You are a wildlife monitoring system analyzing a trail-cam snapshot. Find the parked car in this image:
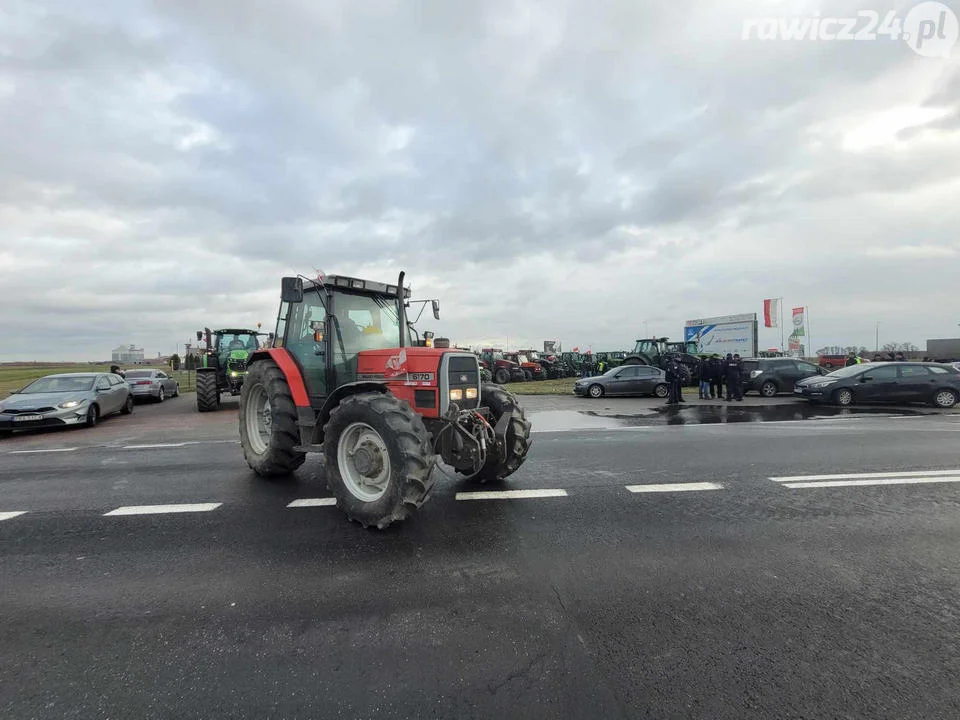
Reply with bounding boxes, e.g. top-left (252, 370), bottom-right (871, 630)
top-left (794, 362), bottom-right (960, 408)
top-left (818, 354), bottom-right (849, 369)
top-left (125, 369), bottom-right (180, 402)
top-left (574, 364), bottom-right (669, 399)
top-left (741, 357), bottom-right (824, 397)
top-left (0, 373), bottom-right (133, 435)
